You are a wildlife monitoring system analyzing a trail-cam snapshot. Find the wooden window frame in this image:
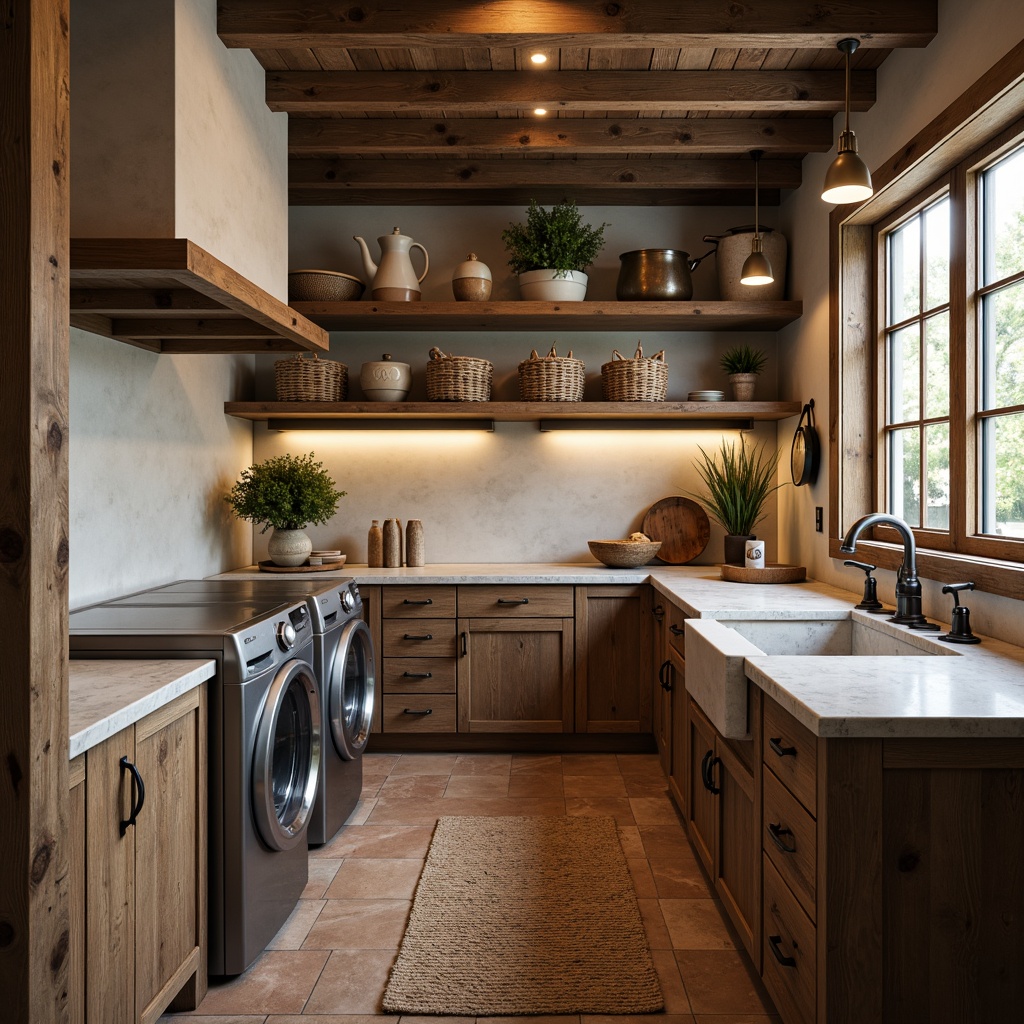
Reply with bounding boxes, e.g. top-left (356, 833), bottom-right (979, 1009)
top-left (830, 38), bottom-right (1024, 601)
